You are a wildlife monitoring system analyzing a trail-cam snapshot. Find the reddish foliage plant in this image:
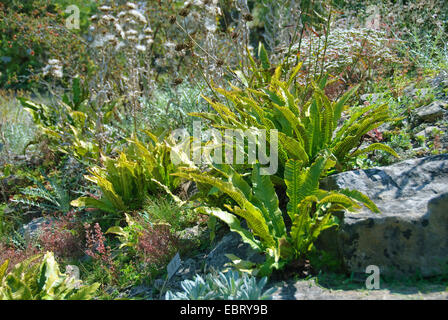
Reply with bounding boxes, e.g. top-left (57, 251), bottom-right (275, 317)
top-left (84, 222), bottom-right (115, 274)
top-left (38, 211), bottom-right (84, 259)
top-left (137, 224), bottom-right (179, 269)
